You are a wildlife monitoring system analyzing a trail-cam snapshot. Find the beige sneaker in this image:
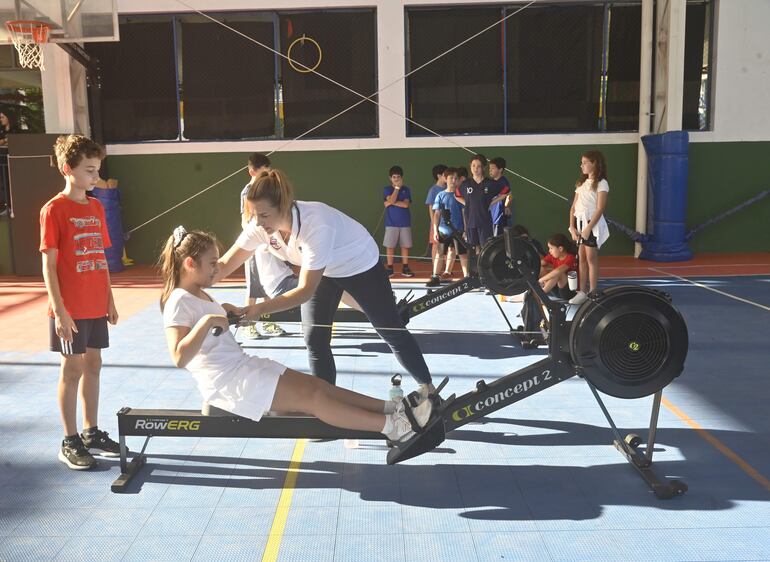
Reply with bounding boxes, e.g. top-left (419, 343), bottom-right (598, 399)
top-left (243, 323), bottom-right (267, 340)
top-left (259, 321), bottom-right (287, 336)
